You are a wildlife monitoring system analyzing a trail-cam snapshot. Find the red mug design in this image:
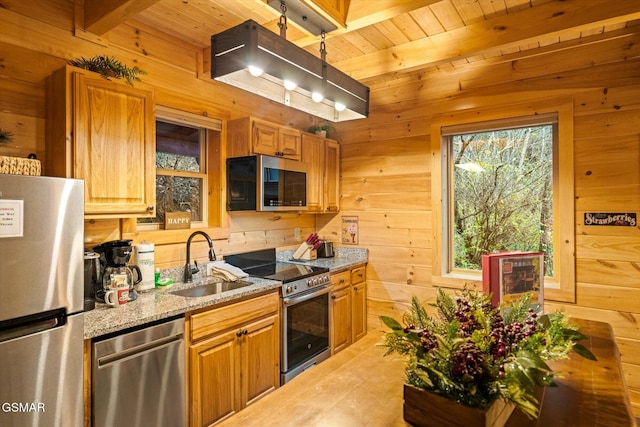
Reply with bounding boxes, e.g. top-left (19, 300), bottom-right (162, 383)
top-left (105, 287), bottom-right (129, 307)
